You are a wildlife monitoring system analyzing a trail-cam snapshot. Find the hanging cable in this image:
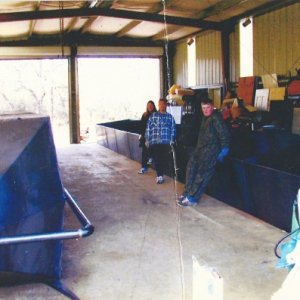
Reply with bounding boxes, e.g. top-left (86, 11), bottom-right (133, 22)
top-left (170, 143), bottom-right (186, 300)
top-left (161, 2), bottom-right (185, 298)
top-left (274, 199), bottom-right (300, 258)
top-left (161, 0), bottom-right (172, 91)
top-left (274, 227), bottom-right (300, 259)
